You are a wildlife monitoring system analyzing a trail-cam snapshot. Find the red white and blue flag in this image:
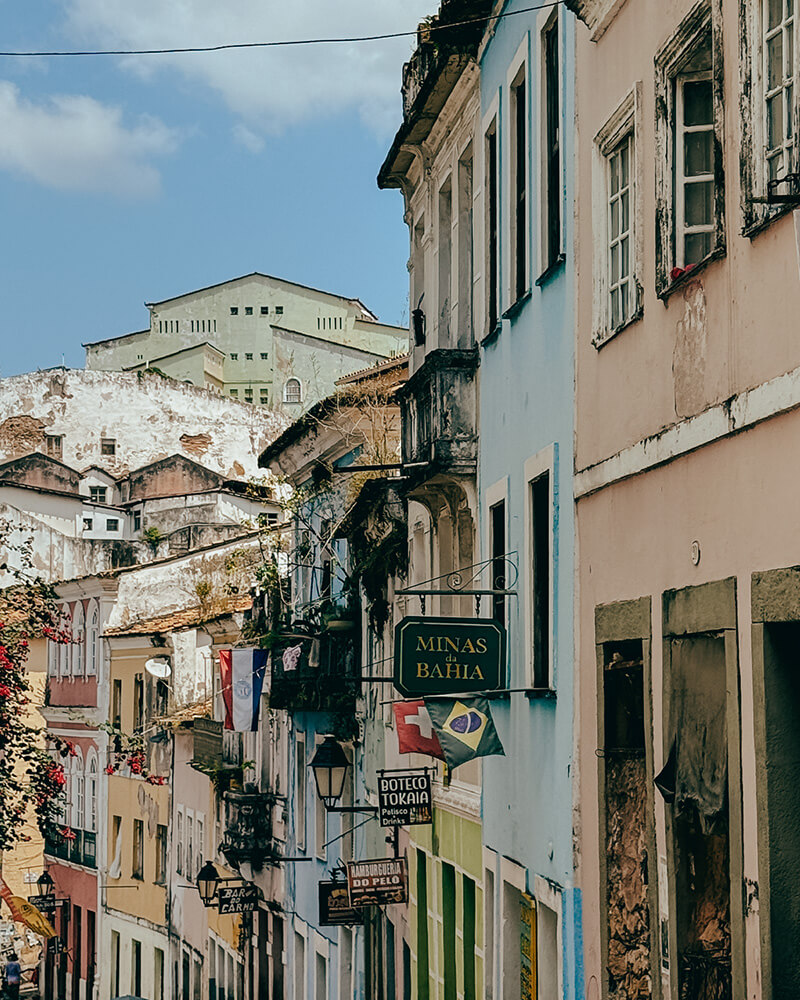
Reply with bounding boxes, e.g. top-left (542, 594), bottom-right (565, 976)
top-left (219, 649), bottom-right (268, 732)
